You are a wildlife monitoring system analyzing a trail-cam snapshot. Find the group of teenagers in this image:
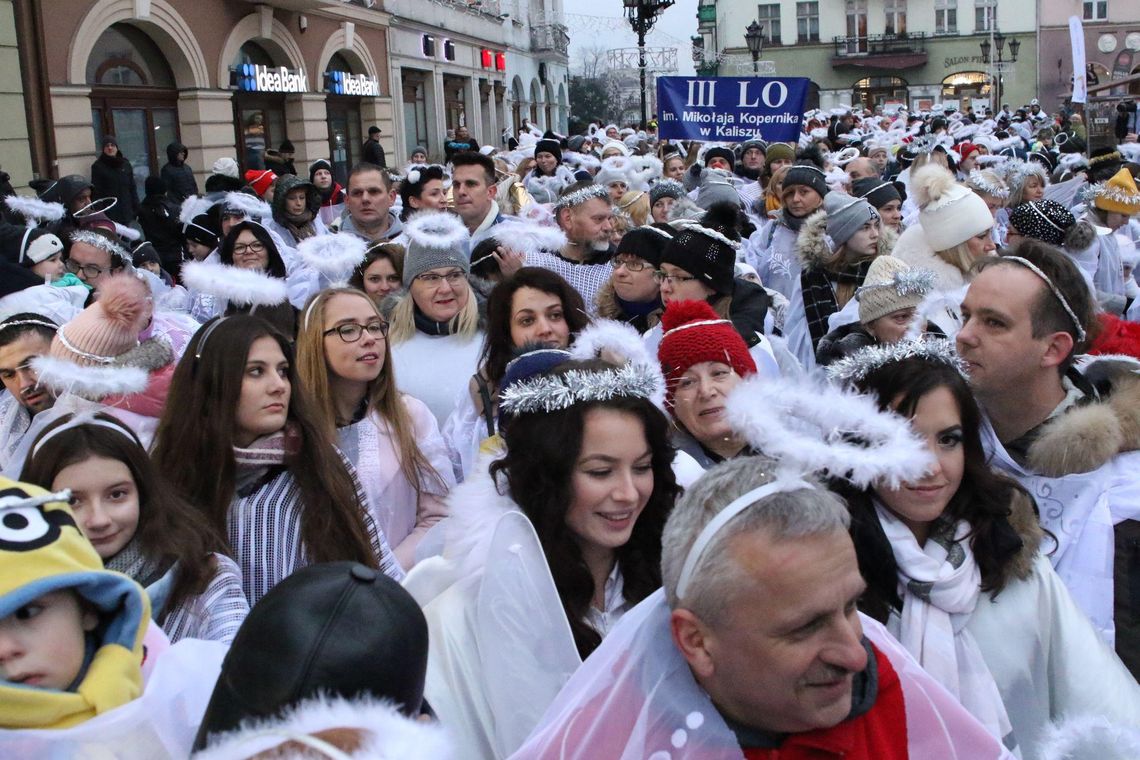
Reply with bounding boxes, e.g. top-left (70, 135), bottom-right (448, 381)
top-left (0, 97), bottom-right (1138, 758)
